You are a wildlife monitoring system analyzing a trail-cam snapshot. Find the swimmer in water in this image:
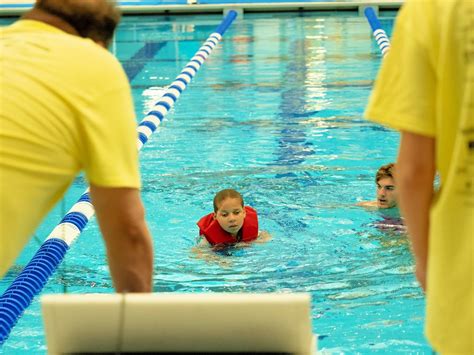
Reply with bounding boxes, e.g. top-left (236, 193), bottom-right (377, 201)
top-left (196, 189), bottom-right (271, 248)
top-left (357, 163), bottom-right (398, 209)
top-left (358, 163), bottom-right (406, 232)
